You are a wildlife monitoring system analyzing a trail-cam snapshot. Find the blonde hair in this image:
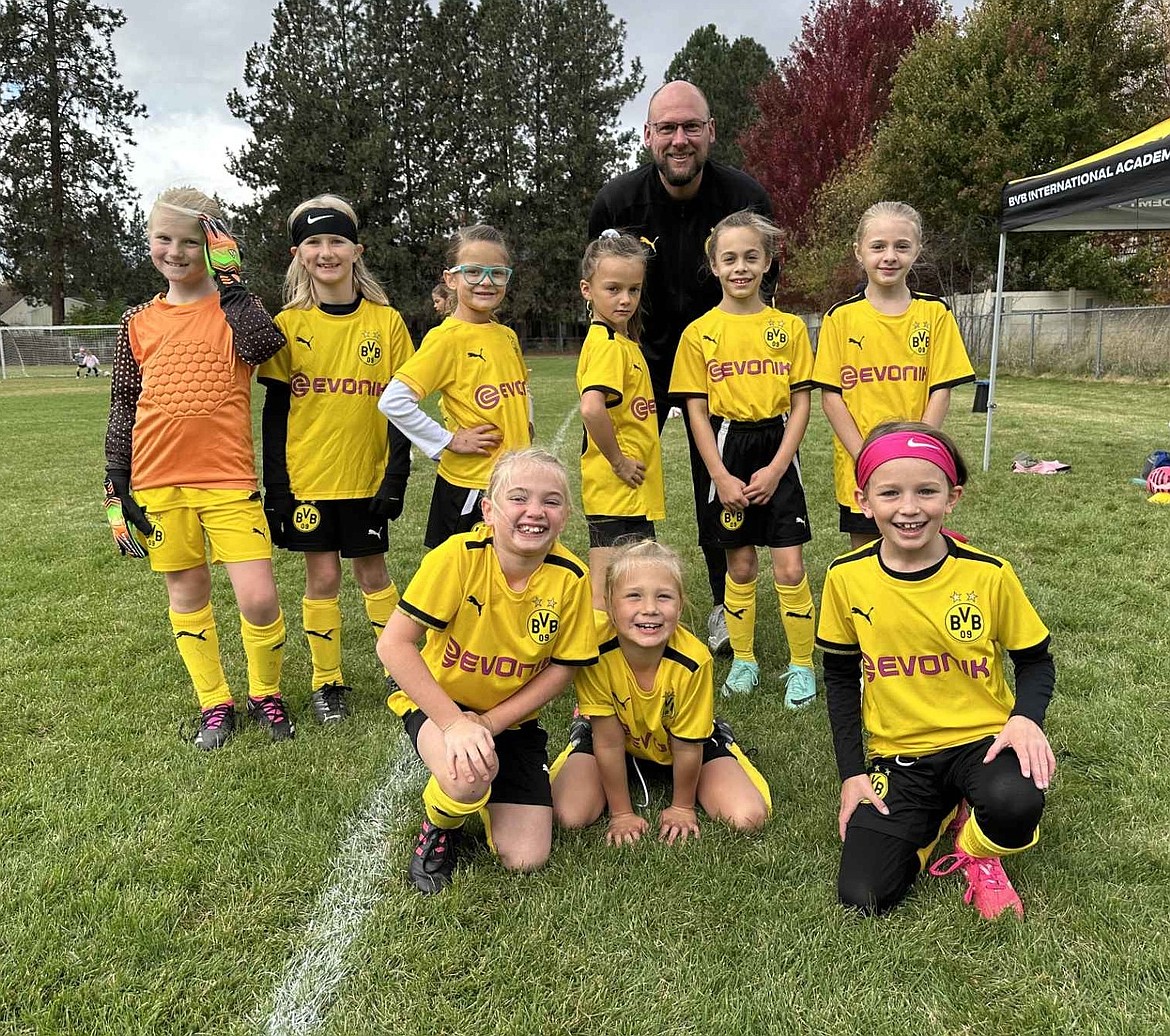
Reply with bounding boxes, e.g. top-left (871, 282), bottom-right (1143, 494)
top-left (445, 223), bottom-right (511, 268)
top-left (432, 281), bottom-right (454, 317)
top-left (854, 201), bottom-right (924, 248)
top-left (705, 209), bottom-right (783, 268)
top-left (149, 186), bottom-right (223, 231)
top-left (580, 231), bottom-right (648, 342)
top-left (604, 539), bottom-right (684, 611)
top-left (485, 448), bottom-right (570, 511)
top-left (283, 194), bottom-right (390, 309)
